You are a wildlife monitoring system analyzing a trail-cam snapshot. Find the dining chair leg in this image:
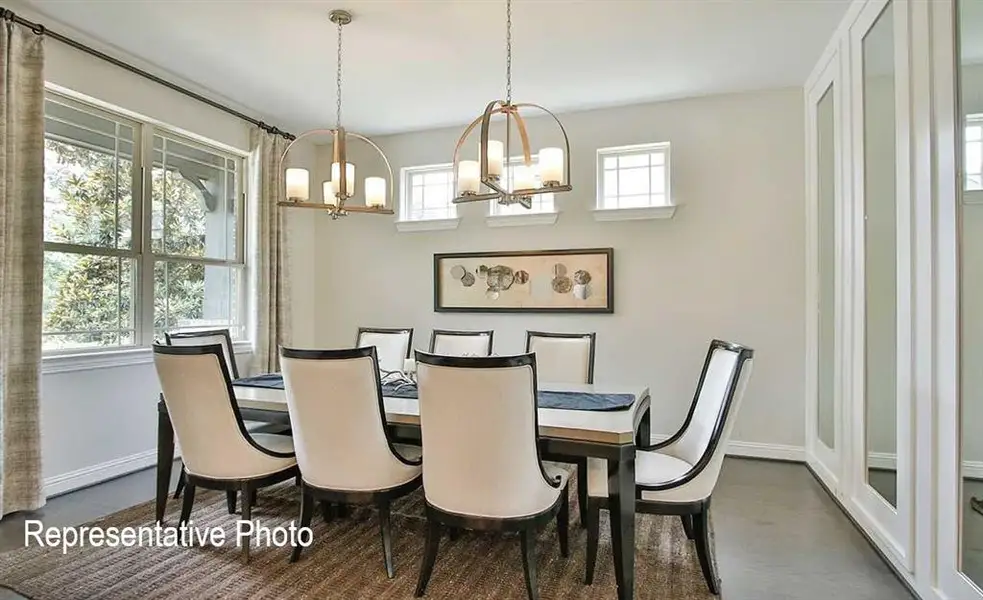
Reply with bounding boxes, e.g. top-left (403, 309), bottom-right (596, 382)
top-left (337, 503), bottom-right (349, 518)
top-left (448, 527), bottom-right (461, 541)
top-left (681, 514), bottom-right (695, 540)
top-left (585, 499), bottom-right (599, 585)
top-left (241, 483), bottom-right (253, 563)
top-left (694, 505), bottom-right (720, 595)
top-left (320, 501), bottom-right (335, 523)
top-left (178, 483), bottom-right (196, 527)
top-left (577, 458), bottom-right (588, 528)
top-left (415, 518), bottom-right (441, 597)
top-left (378, 499), bottom-right (395, 578)
top-left (557, 488), bottom-right (569, 558)
top-left (290, 489), bottom-right (314, 563)
top-left (519, 529), bottom-right (540, 600)
top-left (249, 488), bottom-right (258, 507)
top-left (226, 491), bottom-right (237, 515)
top-left (173, 464), bottom-right (186, 499)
